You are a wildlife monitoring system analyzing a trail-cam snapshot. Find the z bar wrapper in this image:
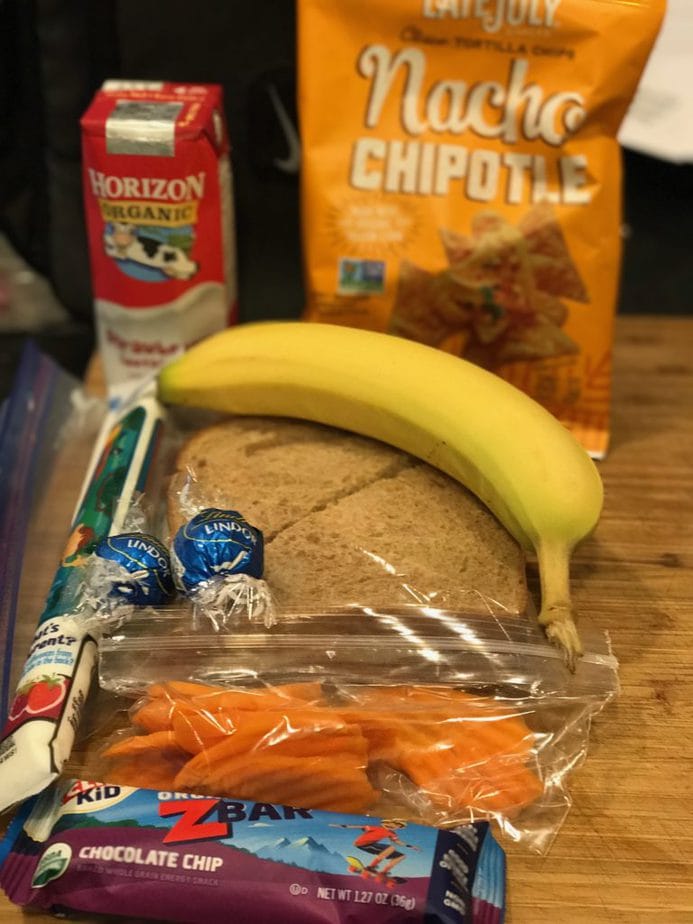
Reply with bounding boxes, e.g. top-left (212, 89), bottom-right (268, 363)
top-left (0, 779), bottom-right (506, 923)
